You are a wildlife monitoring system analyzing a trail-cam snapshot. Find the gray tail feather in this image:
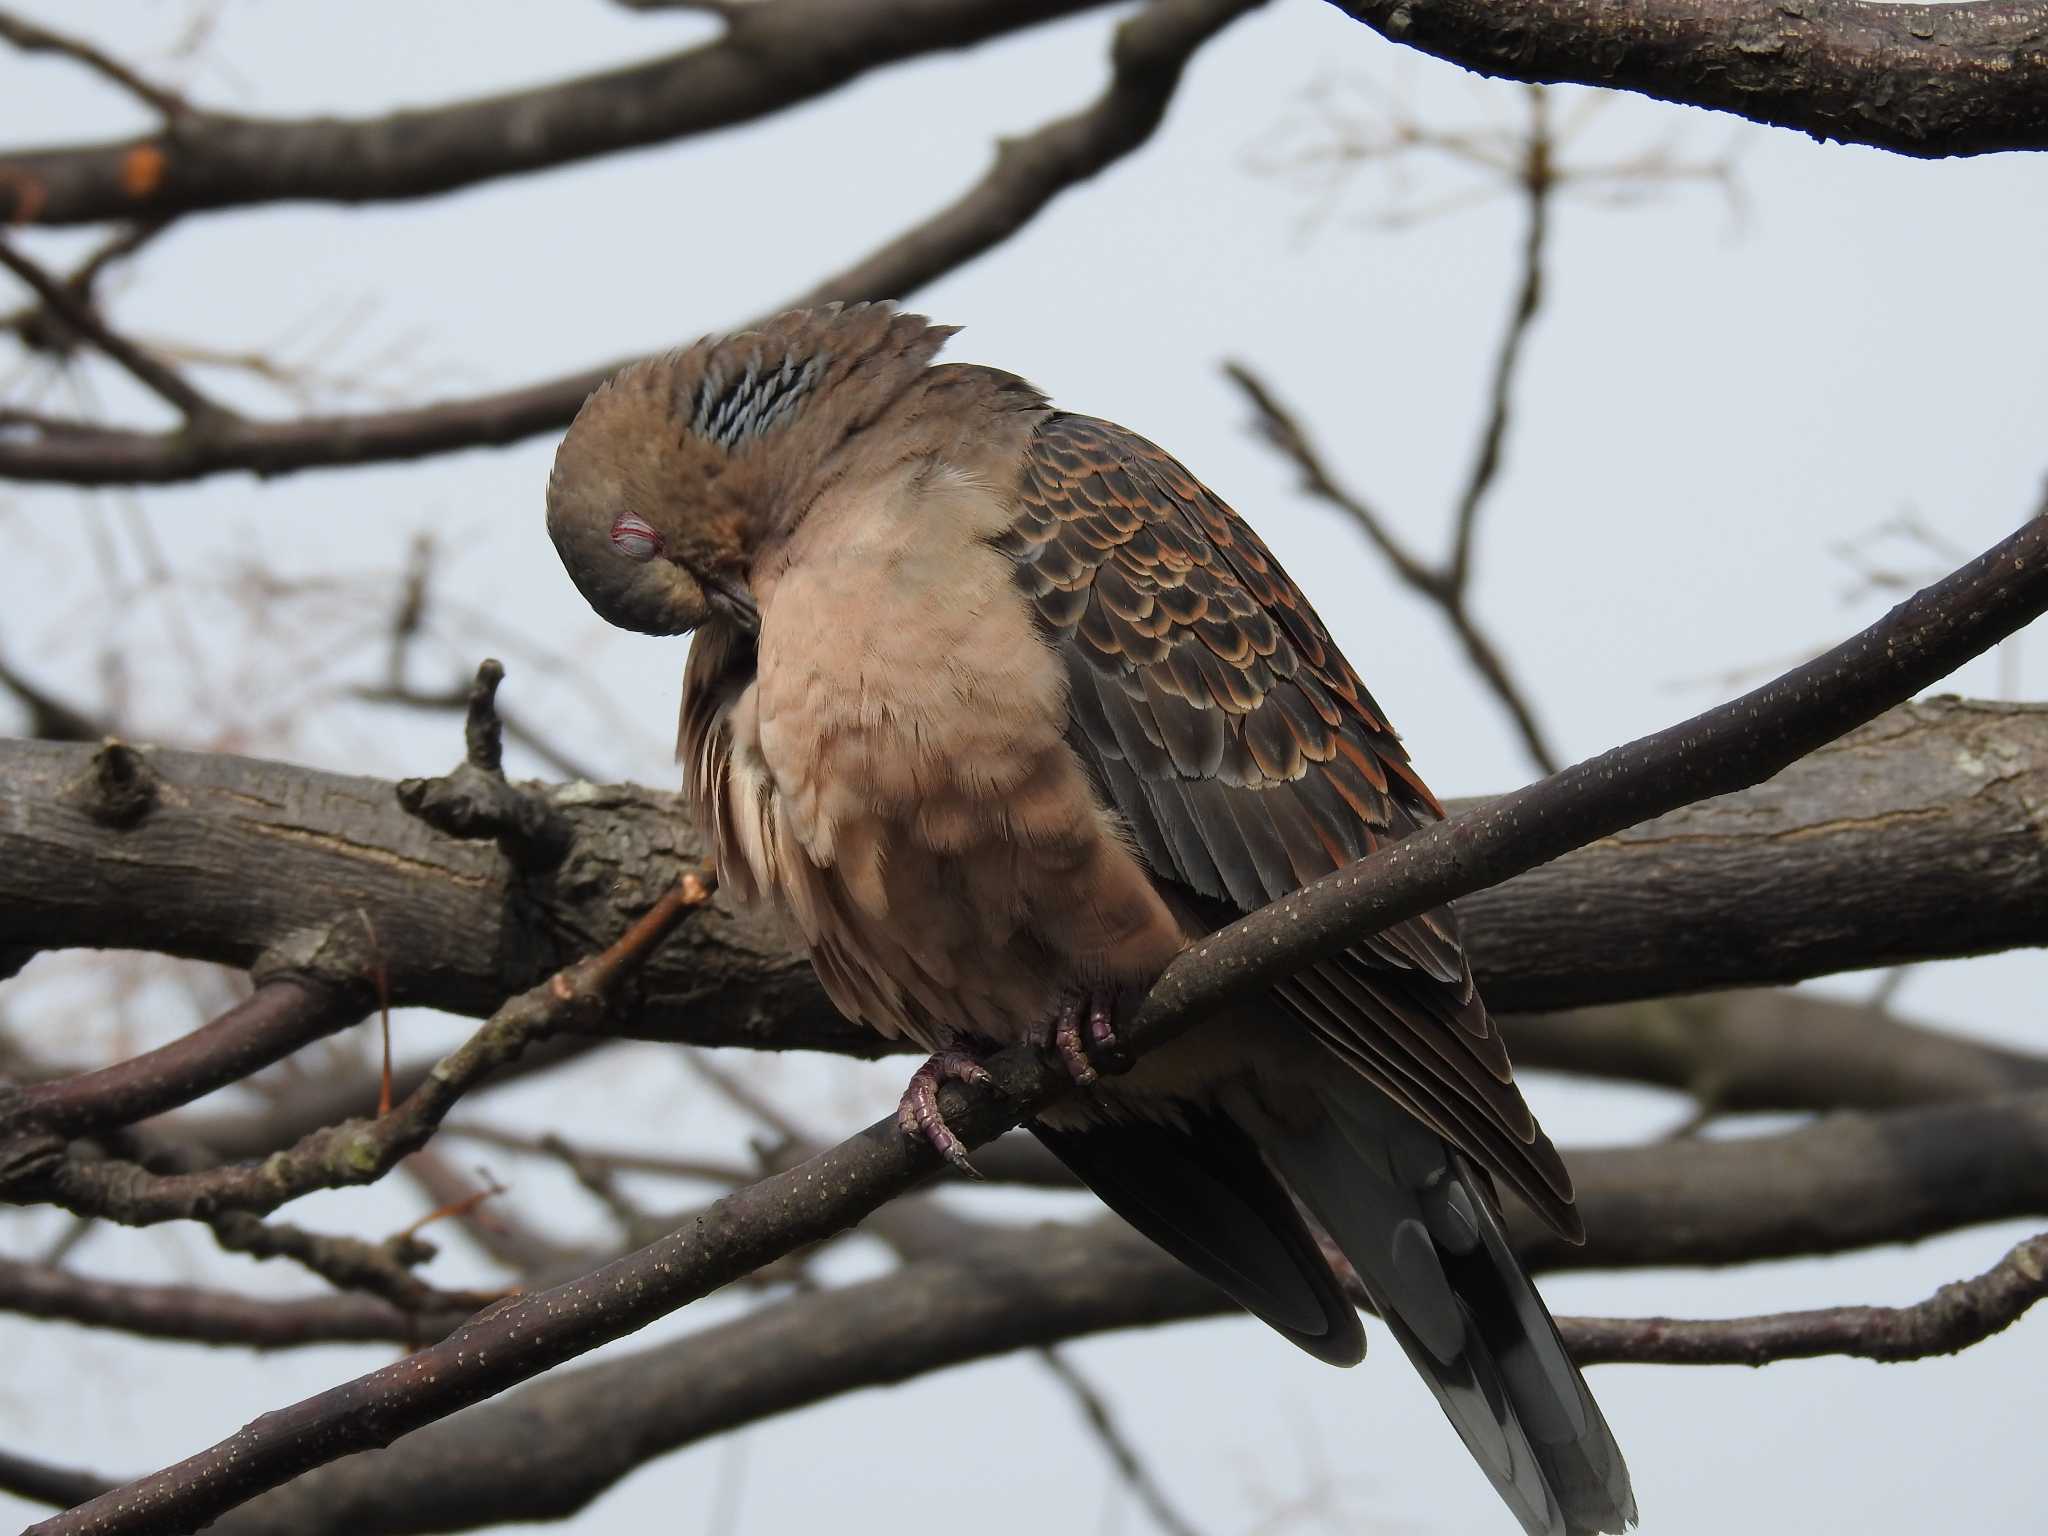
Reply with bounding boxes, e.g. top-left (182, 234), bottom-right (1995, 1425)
top-left (1254, 1082), bottom-right (1637, 1536)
